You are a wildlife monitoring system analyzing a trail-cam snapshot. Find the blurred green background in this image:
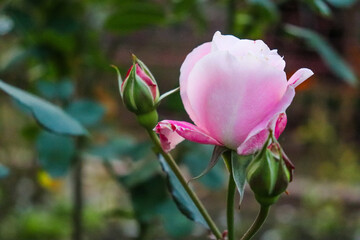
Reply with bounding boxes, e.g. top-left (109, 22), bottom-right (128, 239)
top-left (0, 0), bottom-right (360, 239)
